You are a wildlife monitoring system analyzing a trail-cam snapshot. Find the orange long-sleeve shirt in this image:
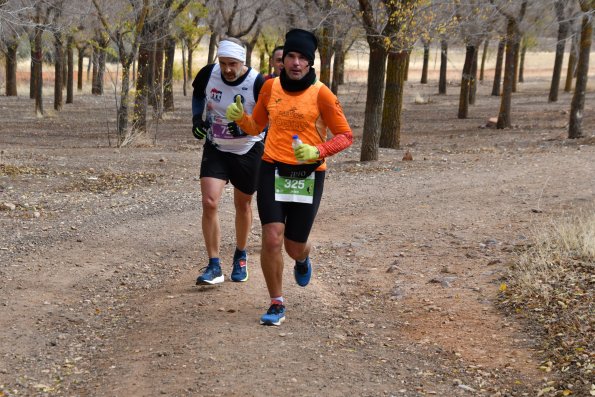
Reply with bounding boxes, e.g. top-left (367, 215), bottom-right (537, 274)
top-left (236, 78), bottom-right (352, 170)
